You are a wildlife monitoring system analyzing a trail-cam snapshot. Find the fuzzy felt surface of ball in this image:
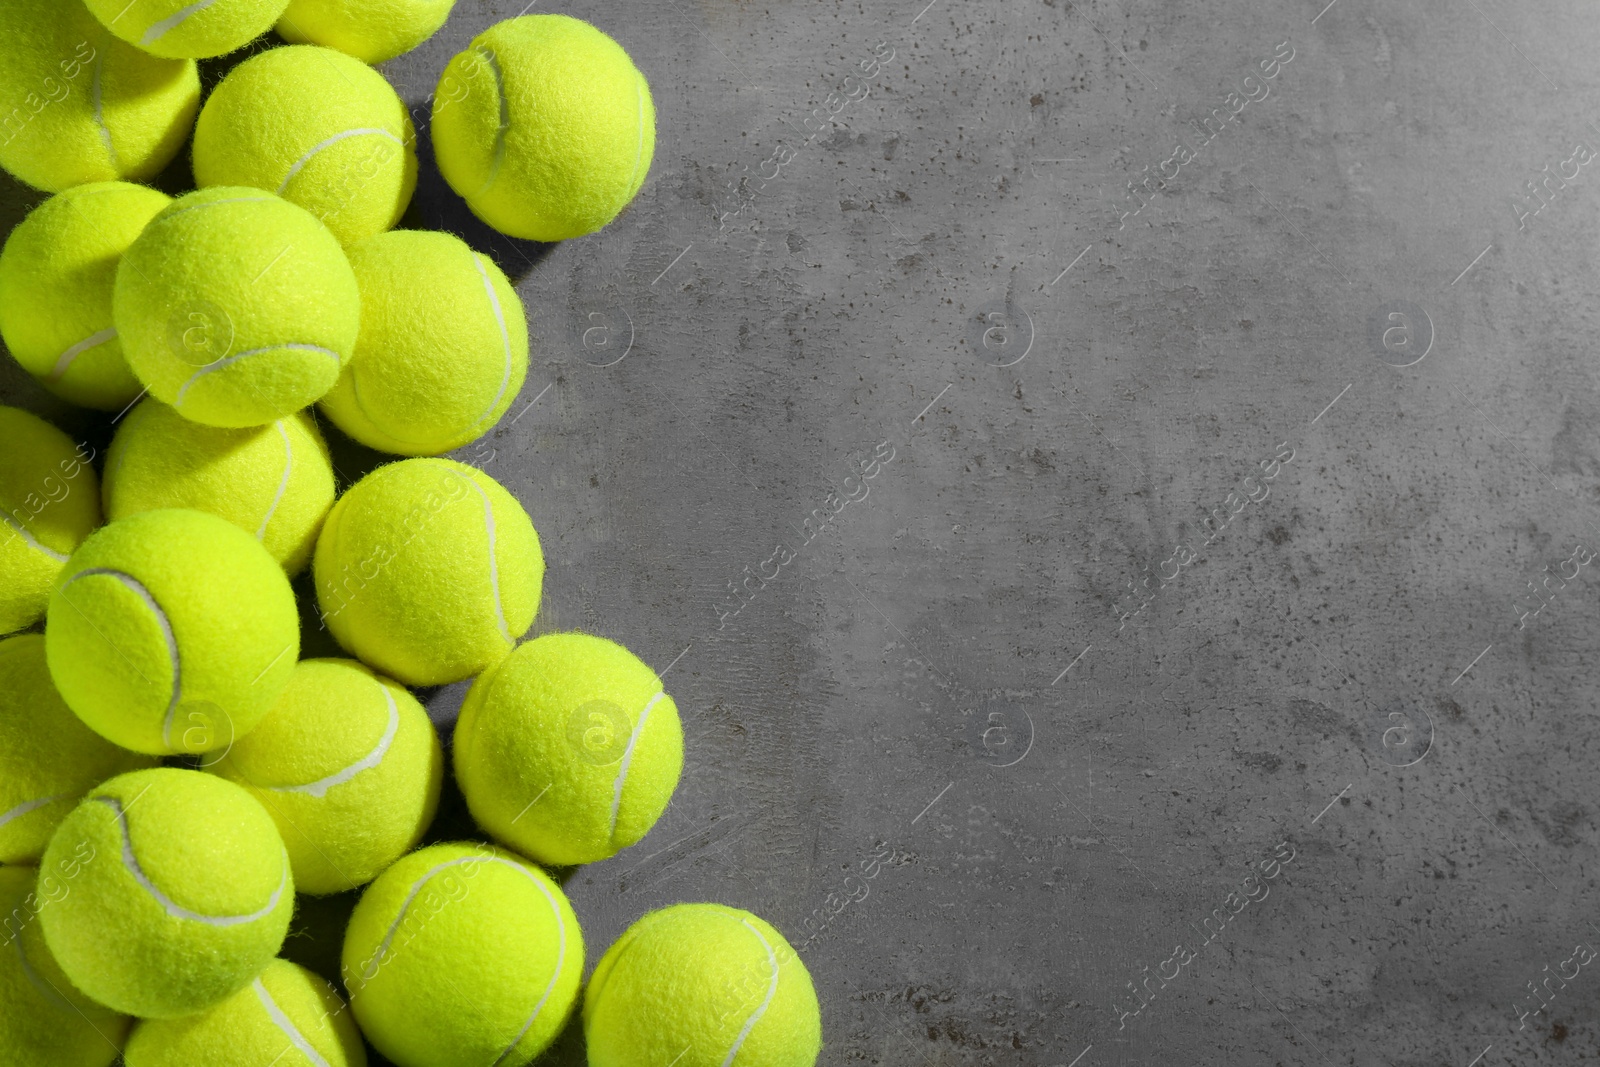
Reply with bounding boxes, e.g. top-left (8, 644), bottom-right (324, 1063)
top-left (38, 767), bottom-right (295, 1019)
top-left (277, 0), bottom-right (456, 63)
top-left (584, 903), bottom-right (822, 1067)
top-left (431, 15), bottom-right (655, 241)
top-left (0, 406), bottom-right (100, 636)
top-left (313, 459), bottom-right (543, 686)
top-left (0, 182), bottom-right (171, 409)
top-left (0, 0), bottom-right (199, 191)
top-left (123, 957), bottom-right (366, 1067)
top-left (454, 632), bottom-right (682, 867)
top-left (0, 634), bottom-right (154, 864)
top-left (318, 229), bottom-right (528, 455)
top-left (113, 186), bottom-right (360, 428)
top-left (192, 45), bottom-right (416, 245)
top-left (0, 865), bottom-right (132, 1067)
top-left (207, 657), bottom-right (443, 895)
top-left (104, 399), bottom-right (335, 574)
top-left (83, 0), bottom-right (290, 59)
top-left (342, 841), bottom-right (583, 1067)
top-left (44, 508), bottom-right (299, 756)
